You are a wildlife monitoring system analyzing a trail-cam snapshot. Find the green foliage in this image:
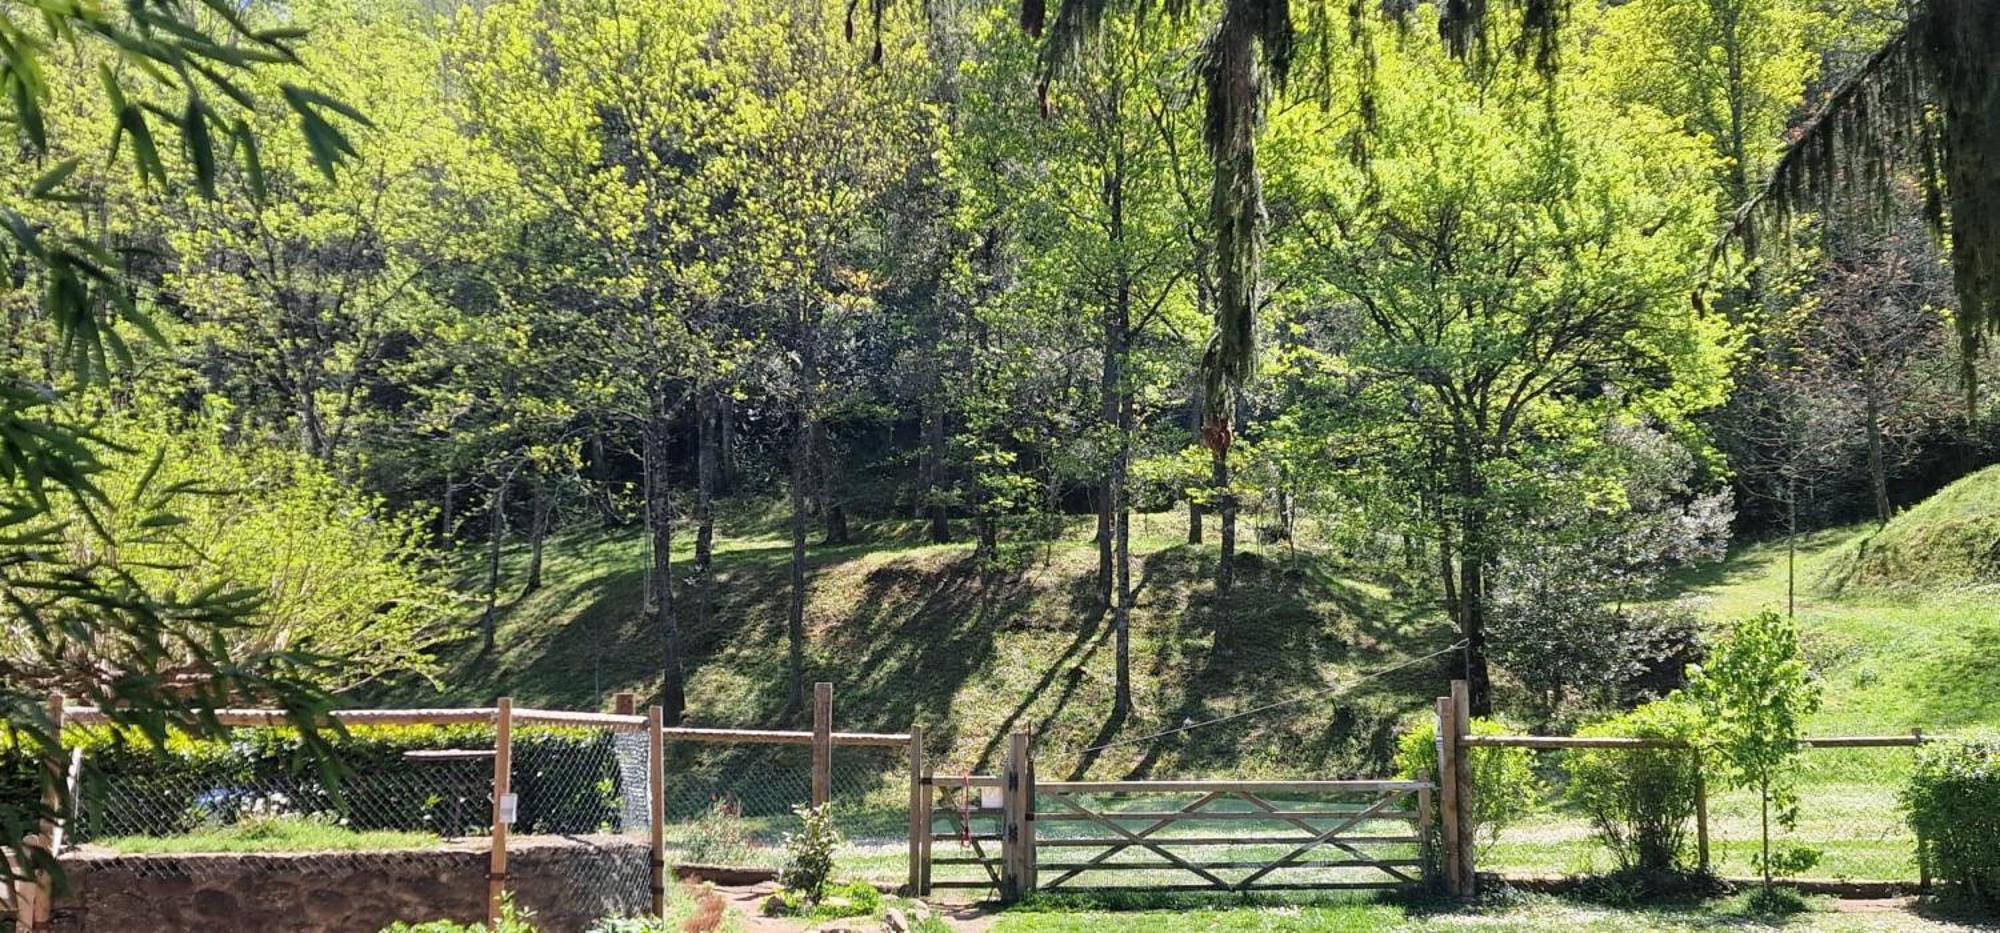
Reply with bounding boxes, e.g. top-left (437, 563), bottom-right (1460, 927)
top-left (776, 802), bottom-right (843, 904)
top-left (685, 796), bottom-right (753, 865)
top-left (1397, 716), bottom-right (1540, 852)
top-left (381, 894), bottom-right (536, 932)
top-left (28, 406), bottom-right (451, 688)
top-left (762, 879), bottom-right (879, 920)
top-left (1564, 698), bottom-right (1707, 874)
top-left (1689, 610), bottom-right (1824, 884)
top-left (1903, 734), bottom-right (2000, 901)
